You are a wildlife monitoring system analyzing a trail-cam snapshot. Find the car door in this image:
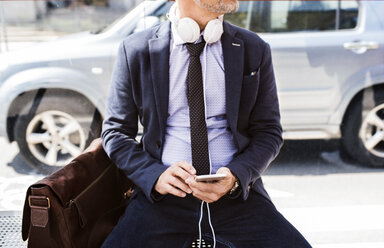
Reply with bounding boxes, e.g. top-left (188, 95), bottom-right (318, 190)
top-left (226, 0), bottom-right (381, 139)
